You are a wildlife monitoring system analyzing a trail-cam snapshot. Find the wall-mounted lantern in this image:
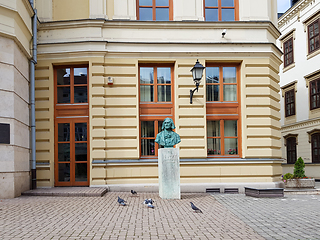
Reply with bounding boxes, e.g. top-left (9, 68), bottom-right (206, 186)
top-left (190, 59), bottom-right (205, 104)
